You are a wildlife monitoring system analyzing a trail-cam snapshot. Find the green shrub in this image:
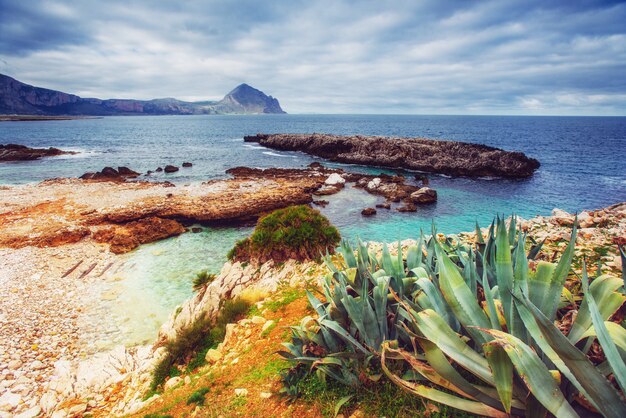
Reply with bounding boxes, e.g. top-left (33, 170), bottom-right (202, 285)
top-left (193, 270), bottom-right (216, 291)
top-left (228, 205), bottom-right (340, 264)
top-left (187, 387), bottom-right (211, 406)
